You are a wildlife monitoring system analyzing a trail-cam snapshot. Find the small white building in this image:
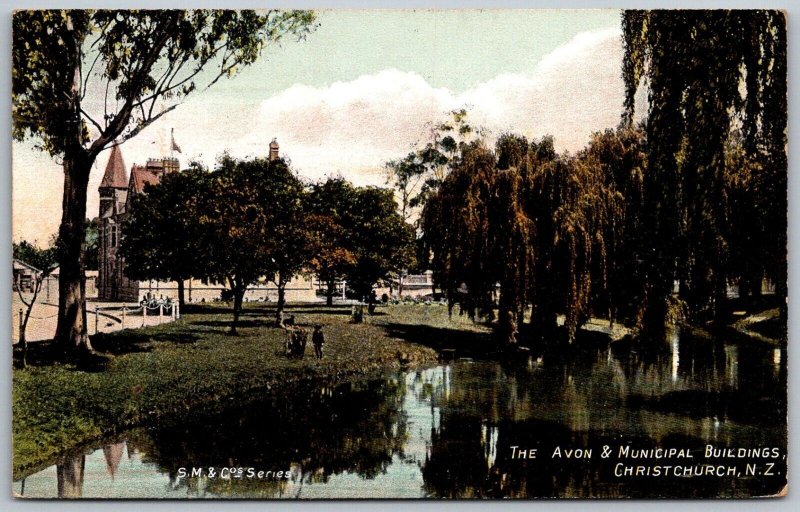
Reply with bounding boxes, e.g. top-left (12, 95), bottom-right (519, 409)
top-left (12, 259), bottom-right (41, 293)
